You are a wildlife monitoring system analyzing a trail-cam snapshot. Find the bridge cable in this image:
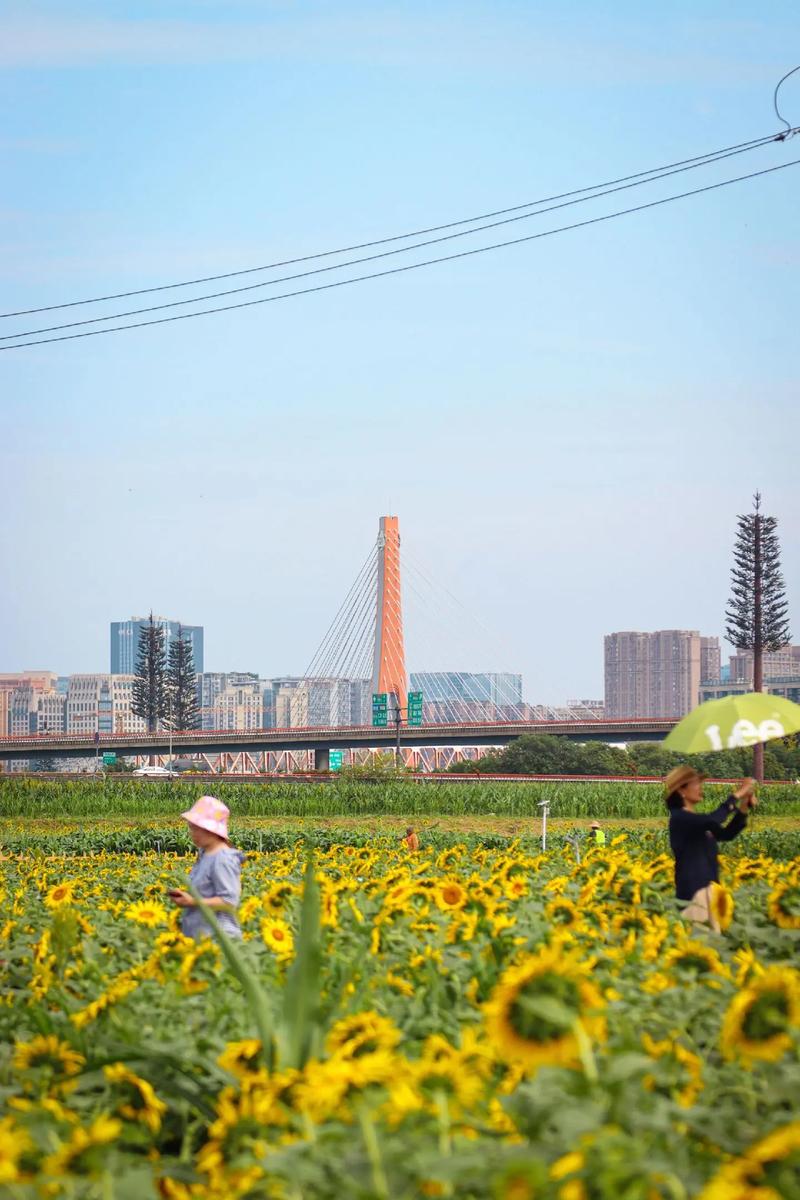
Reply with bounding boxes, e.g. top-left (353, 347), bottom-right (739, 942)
top-left (403, 552), bottom-right (529, 718)
top-left (402, 554), bottom-right (529, 722)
